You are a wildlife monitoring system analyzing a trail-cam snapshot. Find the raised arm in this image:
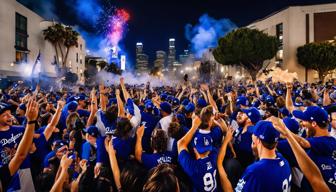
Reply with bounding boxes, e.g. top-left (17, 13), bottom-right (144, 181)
top-left (116, 89), bottom-right (125, 117)
top-left (323, 88), bottom-right (331, 106)
top-left (177, 116), bottom-right (201, 153)
top-left (86, 88), bottom-right (98, 127)
top-left (217, 128), bottom-right (234, 192)
top-left (50, 154), bottom-right (73, 192)
top-left (135, 125), bottom-right (145, 162)
top-left (99, 82), bottom-right (108, 112)
top-left (285, 83), bottom-right (295, 113)
top-left (105, 138), bottom-right (122, 190)
top-left (120, 77), bottom-right (130, 101)
top-left (44, 100), bottom-right (65, 140)
top-left (270, 117), bottom-right (330, 192)
top-left (9, 98), bottom-right (39, 176)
